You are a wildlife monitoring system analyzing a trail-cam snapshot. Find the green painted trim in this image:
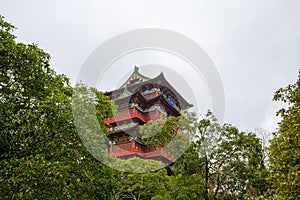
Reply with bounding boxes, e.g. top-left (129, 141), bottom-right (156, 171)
top-left (133, 66), bottom-right (151, 80)
top-left (123, 87), bottom-right (132, 95)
